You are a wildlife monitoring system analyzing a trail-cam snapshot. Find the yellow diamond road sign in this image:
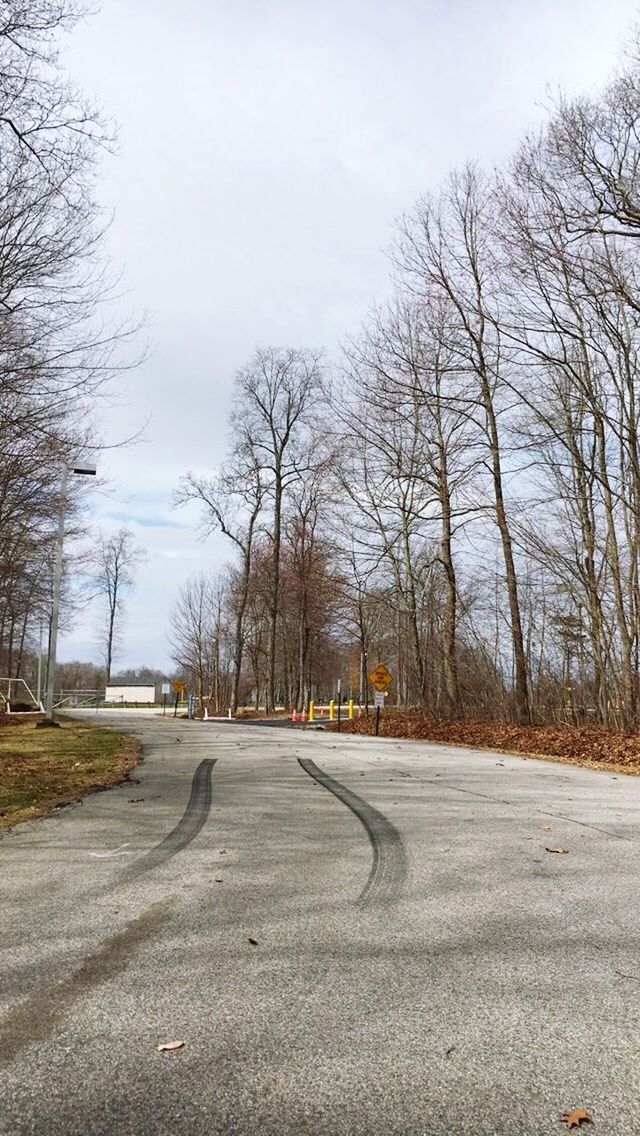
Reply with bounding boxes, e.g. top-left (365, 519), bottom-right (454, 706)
top-left (369, 664), bottom-right (393, 691)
